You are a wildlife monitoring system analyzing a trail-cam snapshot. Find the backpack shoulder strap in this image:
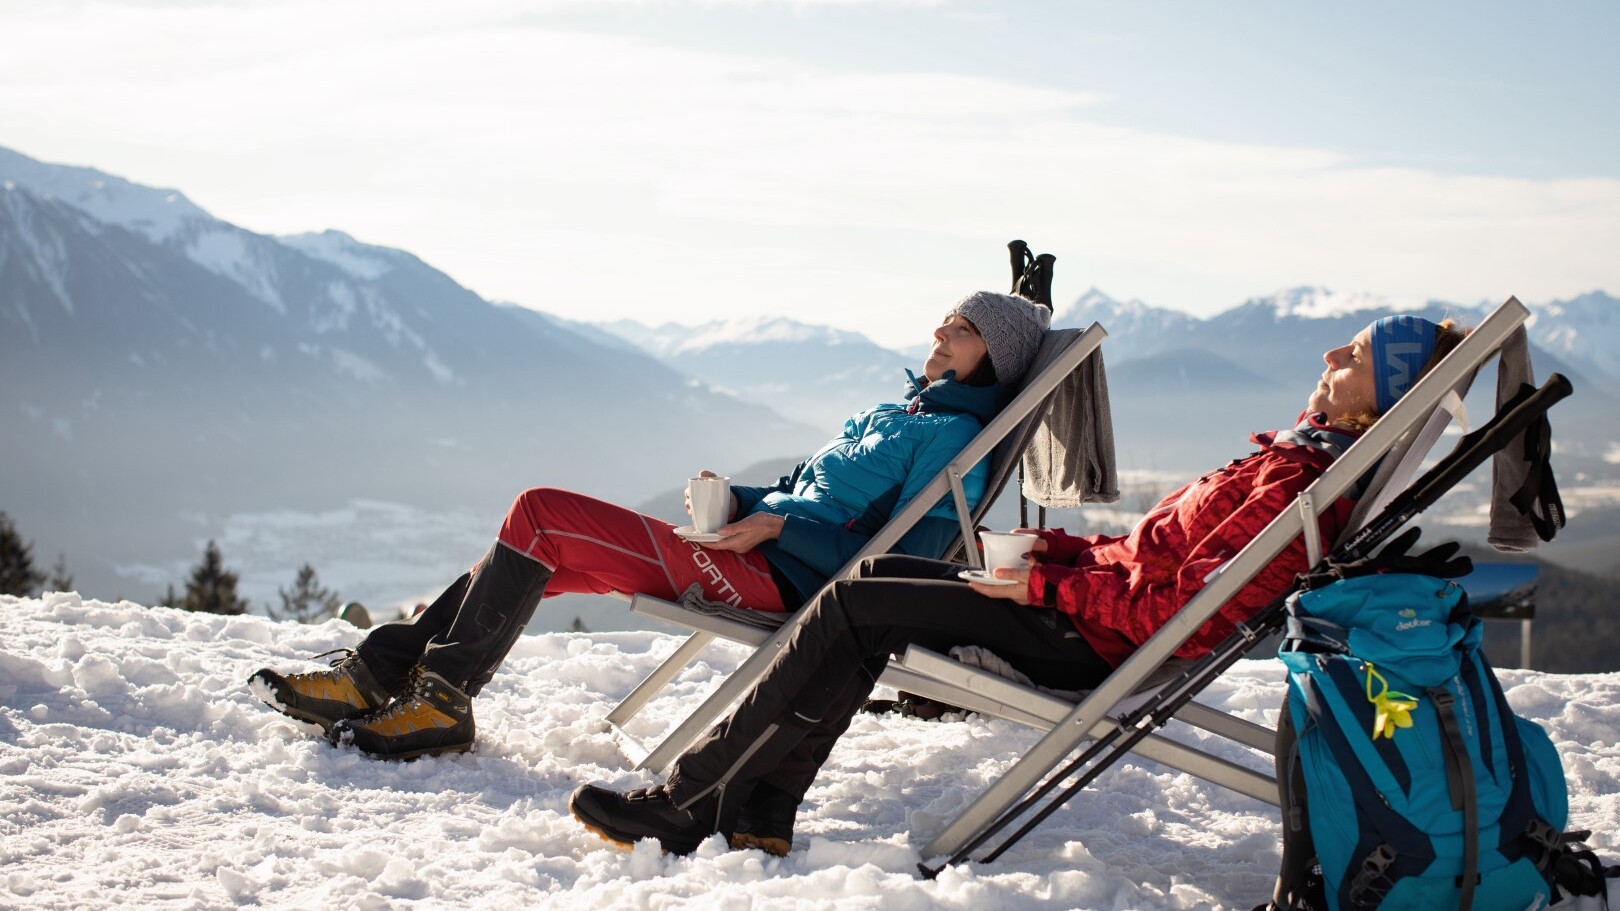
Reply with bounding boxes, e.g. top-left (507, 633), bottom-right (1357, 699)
top-left (1430, 687), bottom-right (1479, 911)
